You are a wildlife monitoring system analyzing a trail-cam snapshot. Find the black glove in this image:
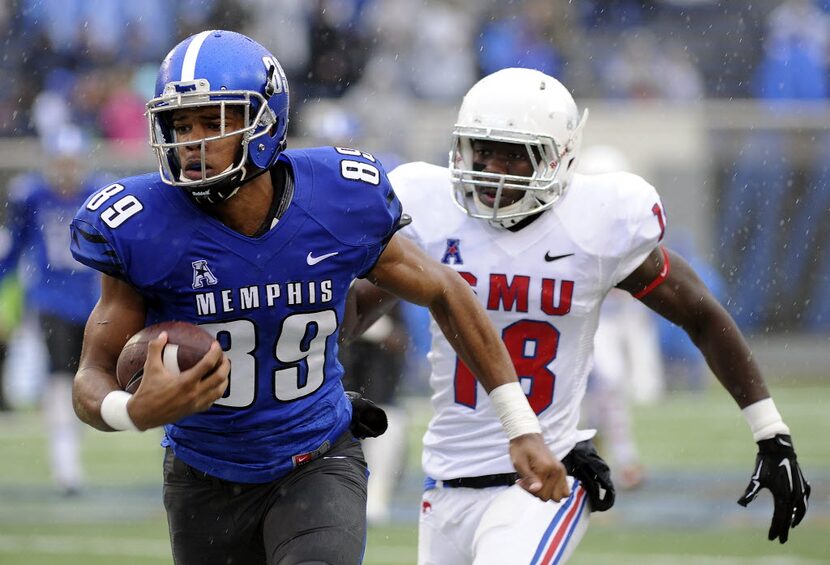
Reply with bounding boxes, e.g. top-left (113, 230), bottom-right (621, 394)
top-left (737, 434), bottom-right (811, 544)
top-left (562, 439), bottom-right (615, 512)
top-left (346, 391), bottom-right (388, 439)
